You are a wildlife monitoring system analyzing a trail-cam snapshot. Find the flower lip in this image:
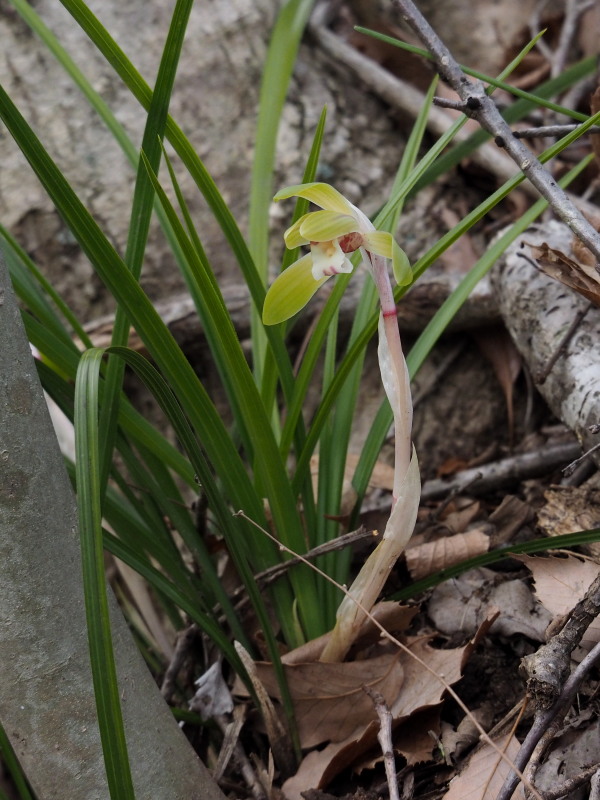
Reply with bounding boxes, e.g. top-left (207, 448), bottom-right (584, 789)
top-left (310, 239), bottom-right (352, 280)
